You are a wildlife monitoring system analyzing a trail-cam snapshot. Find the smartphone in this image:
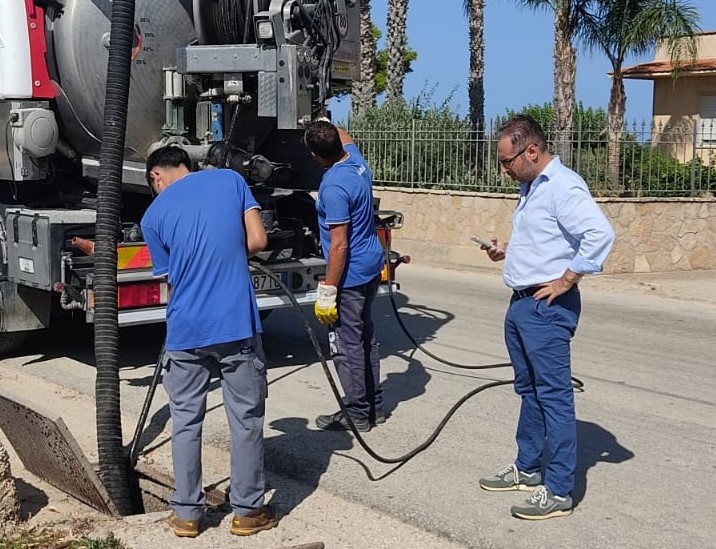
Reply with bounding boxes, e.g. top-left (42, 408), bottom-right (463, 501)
top-left (470, 236), bottom-right (494, 248)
